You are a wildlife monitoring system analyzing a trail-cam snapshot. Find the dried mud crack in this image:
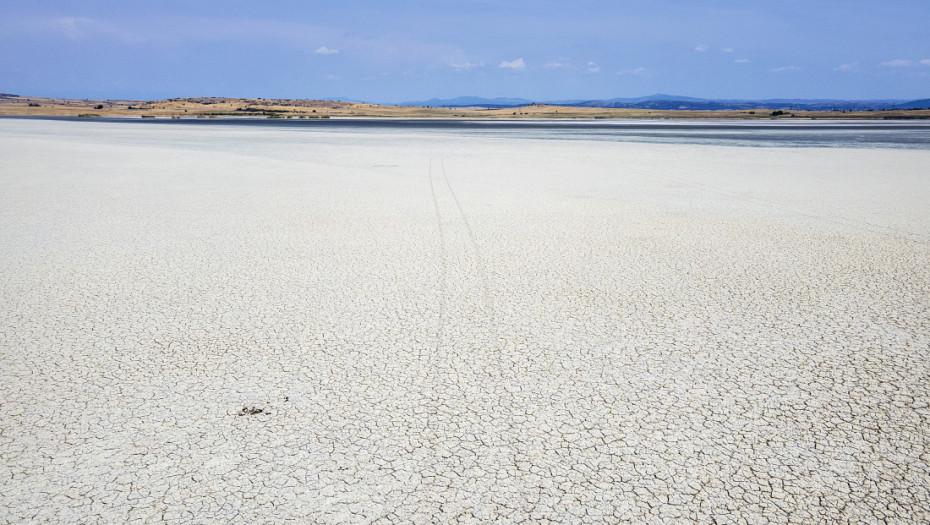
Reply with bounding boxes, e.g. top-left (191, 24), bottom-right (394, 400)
top-left (1, 118), bottom-right (929, 524)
